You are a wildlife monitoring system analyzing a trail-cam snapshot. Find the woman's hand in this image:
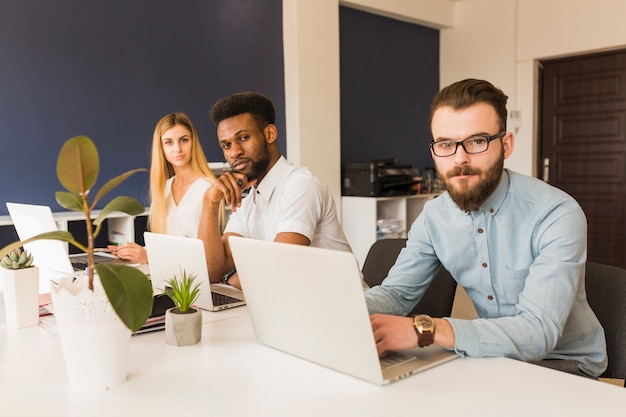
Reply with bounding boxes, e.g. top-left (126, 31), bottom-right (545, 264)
top-left (107, 242), bottom-right (148, 264)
